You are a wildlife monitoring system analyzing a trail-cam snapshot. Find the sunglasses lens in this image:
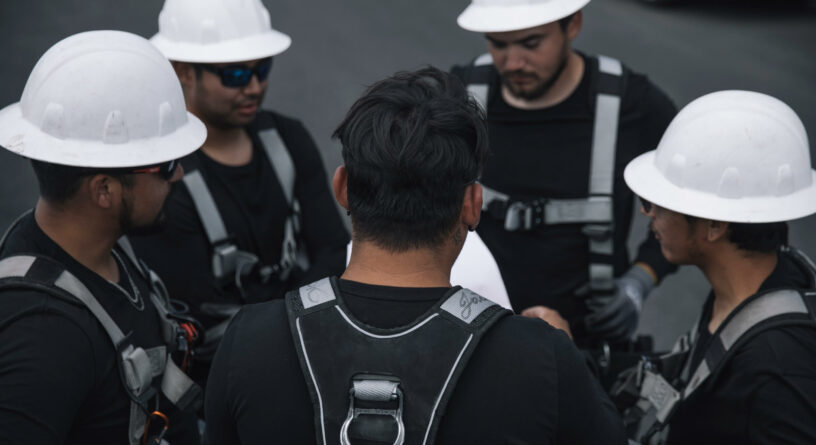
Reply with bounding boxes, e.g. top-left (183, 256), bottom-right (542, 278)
top-left (222, 67), bottom-right (253, 87)
top-left (161, 160), bottom-right (178, 180)
top-left (256, 61), bottom-right (272, 82)
top-left (639, 197), bottom-right (652, 212)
